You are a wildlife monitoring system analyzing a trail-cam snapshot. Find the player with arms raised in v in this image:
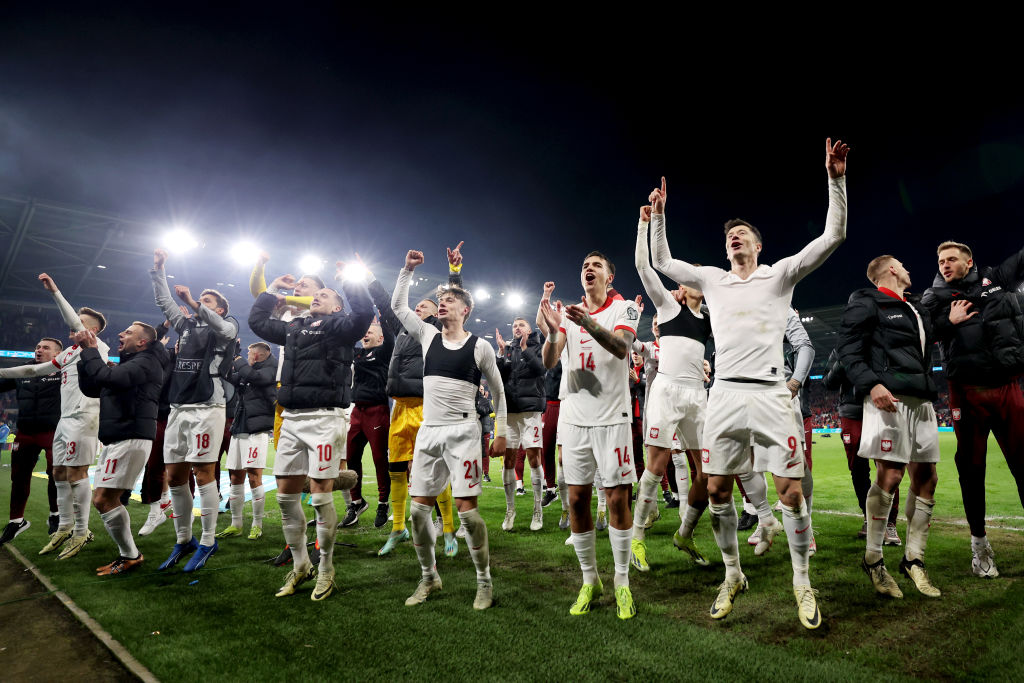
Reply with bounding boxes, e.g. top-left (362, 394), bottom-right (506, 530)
top-left (538, 253), bottom-right (641, 620)
top-left (650, 138), bottom-right (849, 629)
top-left (392, 249), bottom-right (507, 610)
